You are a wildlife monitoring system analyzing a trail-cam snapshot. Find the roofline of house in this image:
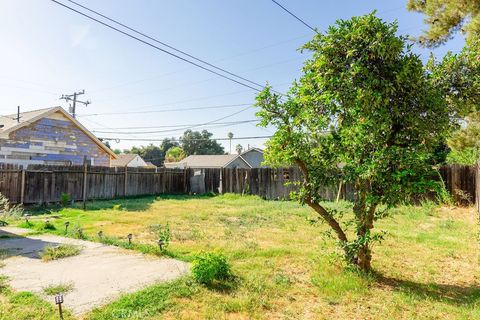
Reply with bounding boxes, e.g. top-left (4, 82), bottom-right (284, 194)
top-left (240, 147), bottom-right (263, 157)
top-left (223, 154), bottom-right (252, 168)
top-left (0, 107), bottom-right (117, 159)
